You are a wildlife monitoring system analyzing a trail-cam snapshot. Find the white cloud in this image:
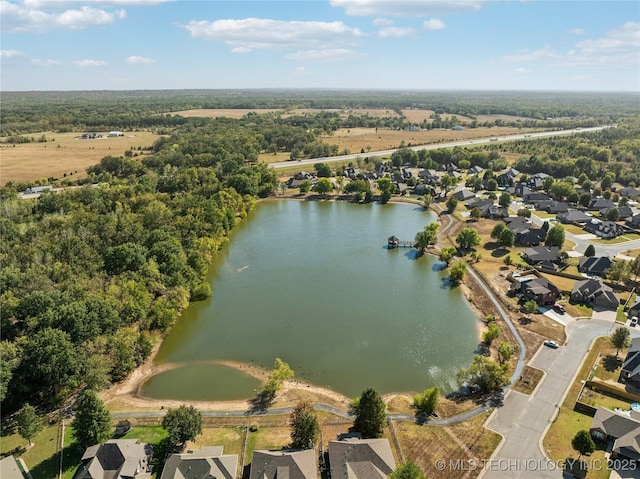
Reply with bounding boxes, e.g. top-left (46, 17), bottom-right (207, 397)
top-left (500, 22), bottom-right (640, 70)
top-left (285, 48), bottom-right (366, 62)
top-left (515, 67), bottom-right (529, 73)
top-left (423, 18), bottom-right (445, 30)
top-left (373, 17), bottom-right (393, 26)
top-left (31, 58), bottom-right (61, 66)
top-left (0, 49), bottom-right (24, 57)
top-left (126, 55), bottom-right (155, 64)
top-left (1, 0), bottom-right (126, 32)
top-left (330, 0), bottom-right (487, 17)
top-left (378, 26), bottom-right (414, 38)
top-left (567, 28), bottom-right (585, 35)
top-left (230, 47), bottom-right (251, 54)
top-left (74, 59), bottom-right (107, 66)
top-left (183, 18), bottom-right (365, 52)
